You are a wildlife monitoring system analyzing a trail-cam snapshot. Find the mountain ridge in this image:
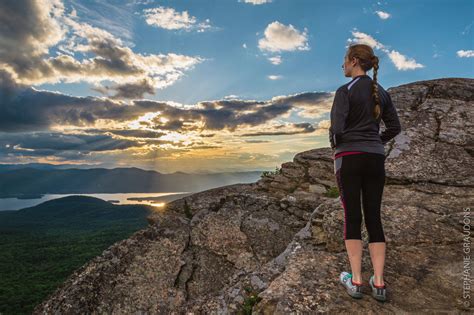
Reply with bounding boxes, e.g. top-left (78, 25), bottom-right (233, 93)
top-left (0, 167), bottom-right (263, 196)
